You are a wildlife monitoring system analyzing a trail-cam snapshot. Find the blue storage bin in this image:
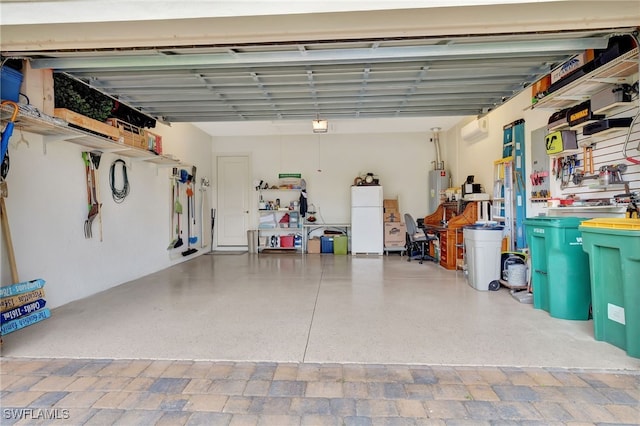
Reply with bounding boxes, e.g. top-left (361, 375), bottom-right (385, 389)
top-left (1, 66), bottom-right (23, 102)
top-left (321, 236), bottom-right (334, 253)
